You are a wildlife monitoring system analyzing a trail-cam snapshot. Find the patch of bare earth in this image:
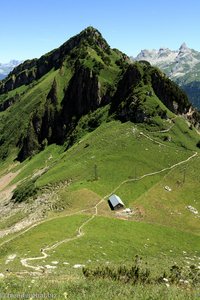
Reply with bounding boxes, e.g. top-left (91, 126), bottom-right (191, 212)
top-left (0, 170), bottom-right (20, 218)
top-left (0, 179), bottom-right (72, 239)
top-left (0, 192), bottom-right (54, 239)
top-left (0, 169), bottom-right (39, 237)
top-left (0, 171), bottom-right (19, 199)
